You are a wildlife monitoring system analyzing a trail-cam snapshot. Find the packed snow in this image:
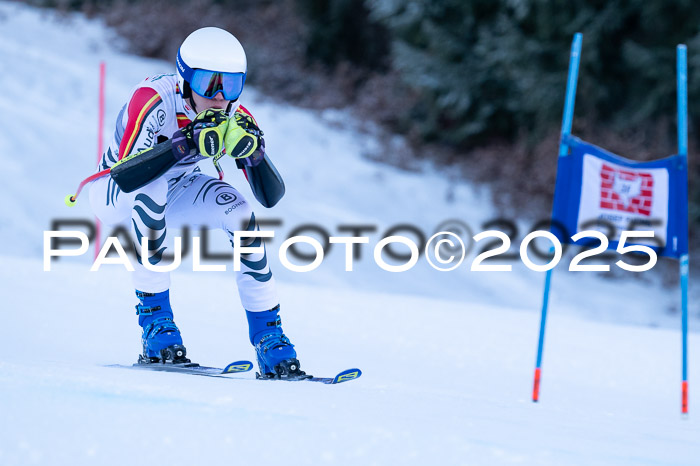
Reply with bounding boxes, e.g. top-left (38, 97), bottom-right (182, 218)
top-left (0, 2), bottom-right (698, 465)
